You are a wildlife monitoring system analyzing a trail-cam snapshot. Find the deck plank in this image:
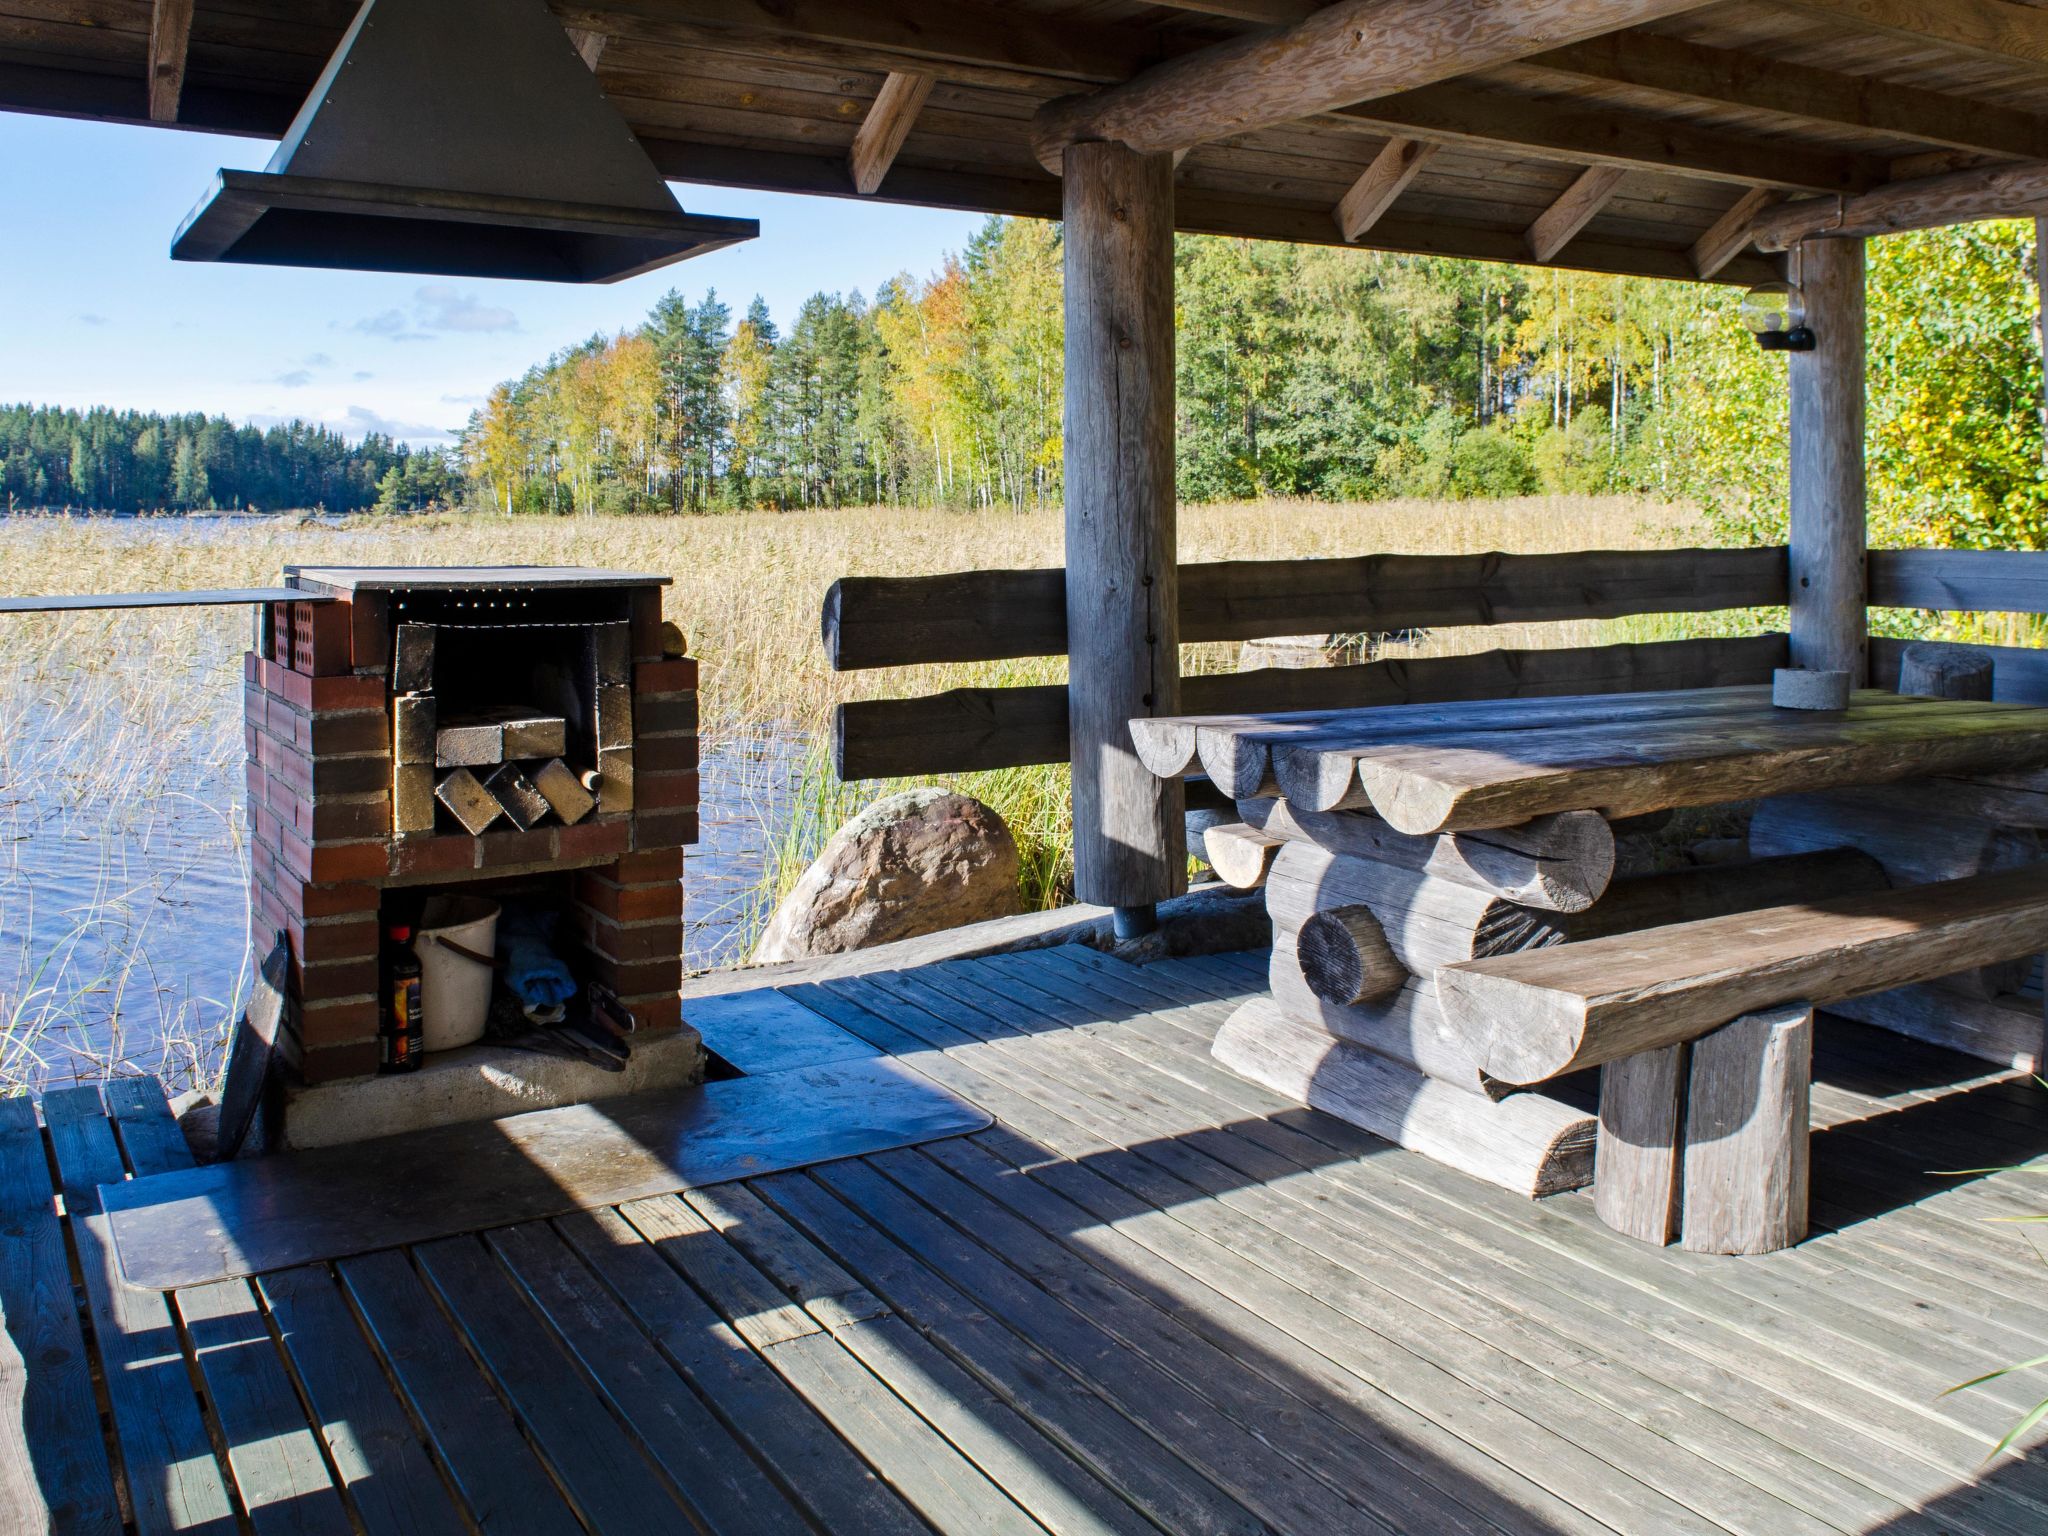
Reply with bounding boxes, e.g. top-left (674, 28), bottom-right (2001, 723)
top-left (41, 1086), bottom-right (238, 1536)
top-left (22, 945), bottom-right (2048, 1536)
top-left (0, 1097), bottom-right (119, 1536)
top-left (335, 1249), bottom-right (584, 1536)
top-left (550, 1203), bottom-right (934, 1536)
top-left (101, 1080), bottom-right (354, 1536)
top-left (411, 1235), bottom-right (699, 1530)
top-left (254, 1266), bottom-right (471, 1536)
top-left (615, 1191), bottom-right (1045, 1536)
top-left (483, 1220), bottom-right (815, 1536)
